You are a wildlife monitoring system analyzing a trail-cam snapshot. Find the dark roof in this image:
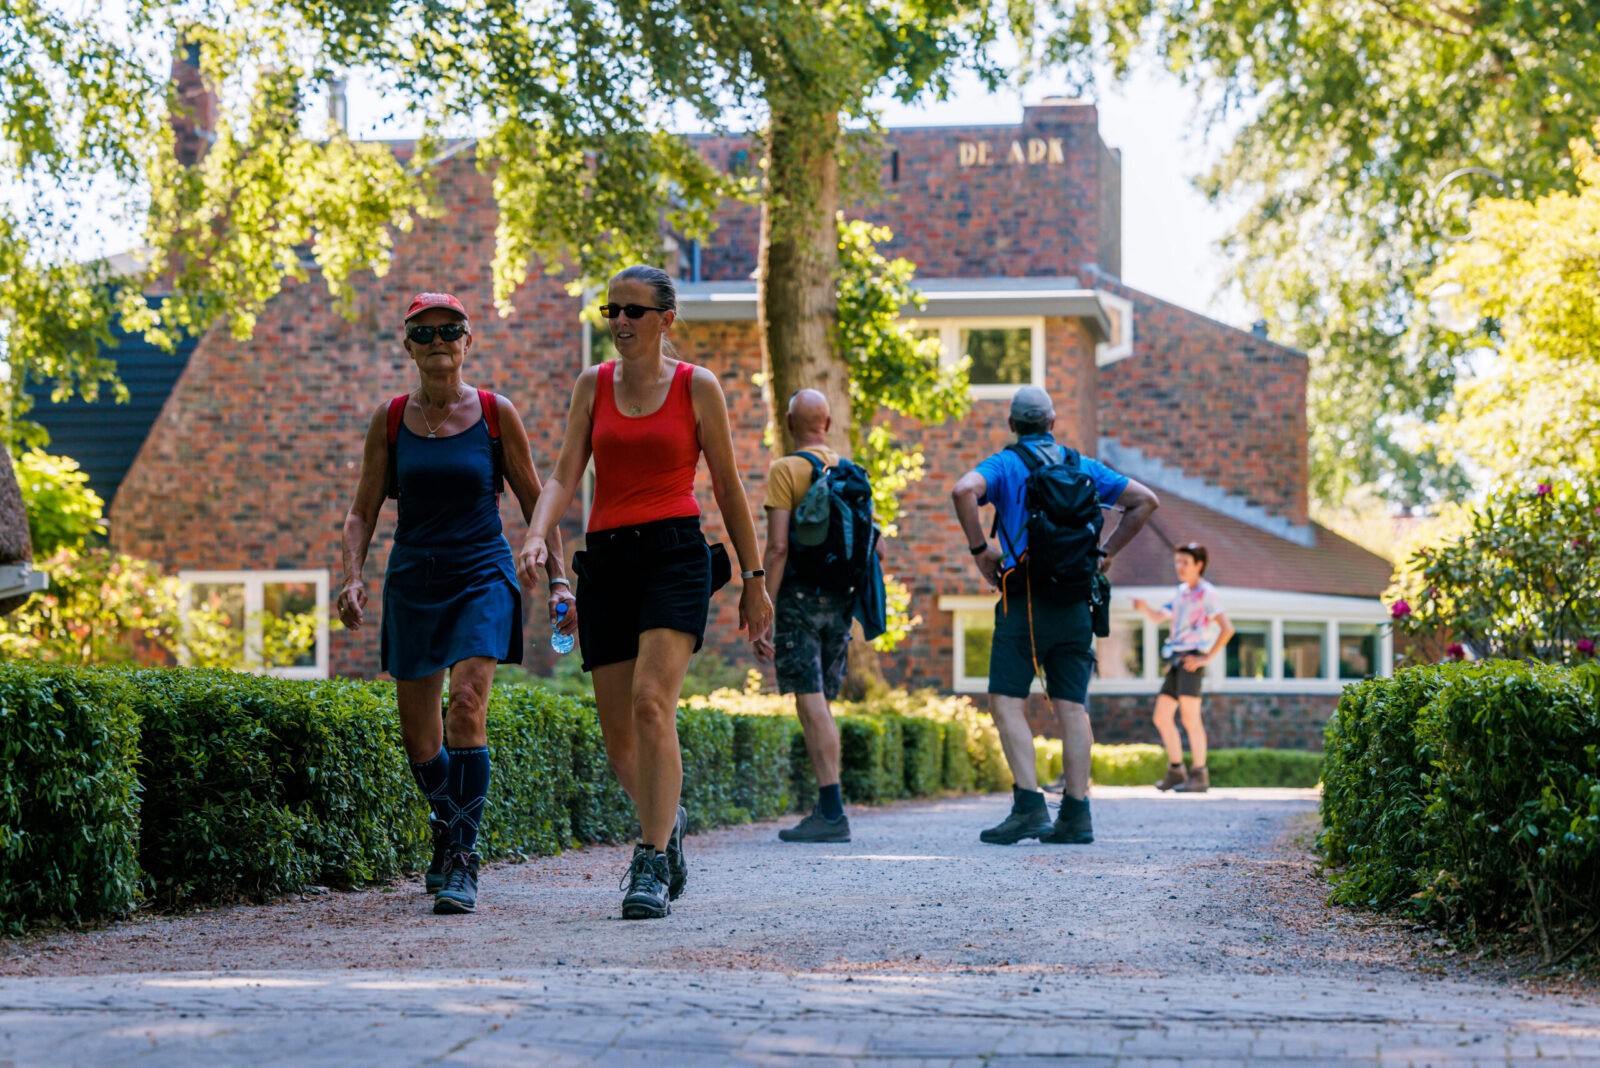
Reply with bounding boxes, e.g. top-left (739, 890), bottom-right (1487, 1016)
top-left (24, 323), bottom-right (196, 510)
top-left (1107, 484), bottom-right (1395, 598)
